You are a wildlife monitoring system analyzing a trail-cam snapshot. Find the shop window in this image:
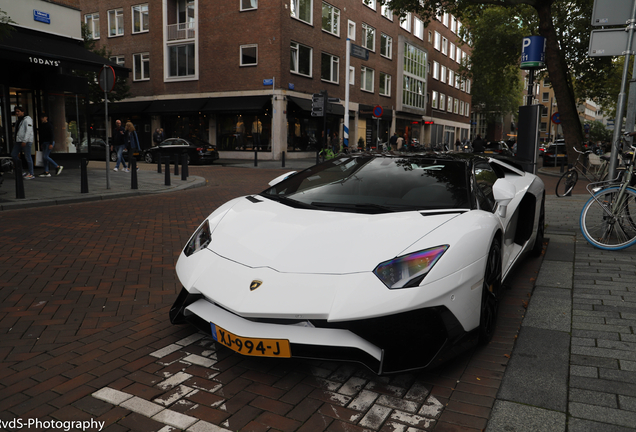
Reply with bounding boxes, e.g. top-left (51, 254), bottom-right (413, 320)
top-left (132, 4), bottom-right (149, 33)
top-left (85, 13), bottom-right (100, 39)
top-left (380, 33), bottom-right (392, 59)
top-left (291, 0), bottom-right (312, 25)
top-left (321, 52), bottom-right (339, 83)
top-left (322, 2), bottom-right (339, 36)
top-left (108, 8), bottom-right (124, 37)
top-left (290, 41), bottom-right (312, 77)
top-left (240, 45), bottom-right (258, 66)
top-left (241, 0), bottom-right (257, 11)
top-left (361, 23), bottom-right (375, 51)
top-left (133, 52), bottom-right (150, 80)
top-left (361, 66), bottom-right (374, 92)
top-left (379, 72), bottom-right (391, 97)
top-left (217, 114), bottom-right (270, 151)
